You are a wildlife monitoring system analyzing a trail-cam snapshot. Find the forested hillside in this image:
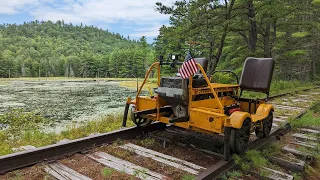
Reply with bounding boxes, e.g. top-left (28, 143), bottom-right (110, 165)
top-left (0, 20), bottom-right (154, 78)
top-left (1, 1), bottom-right (319, 81)
top-left (155, 0), bottom-right (320, 82)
